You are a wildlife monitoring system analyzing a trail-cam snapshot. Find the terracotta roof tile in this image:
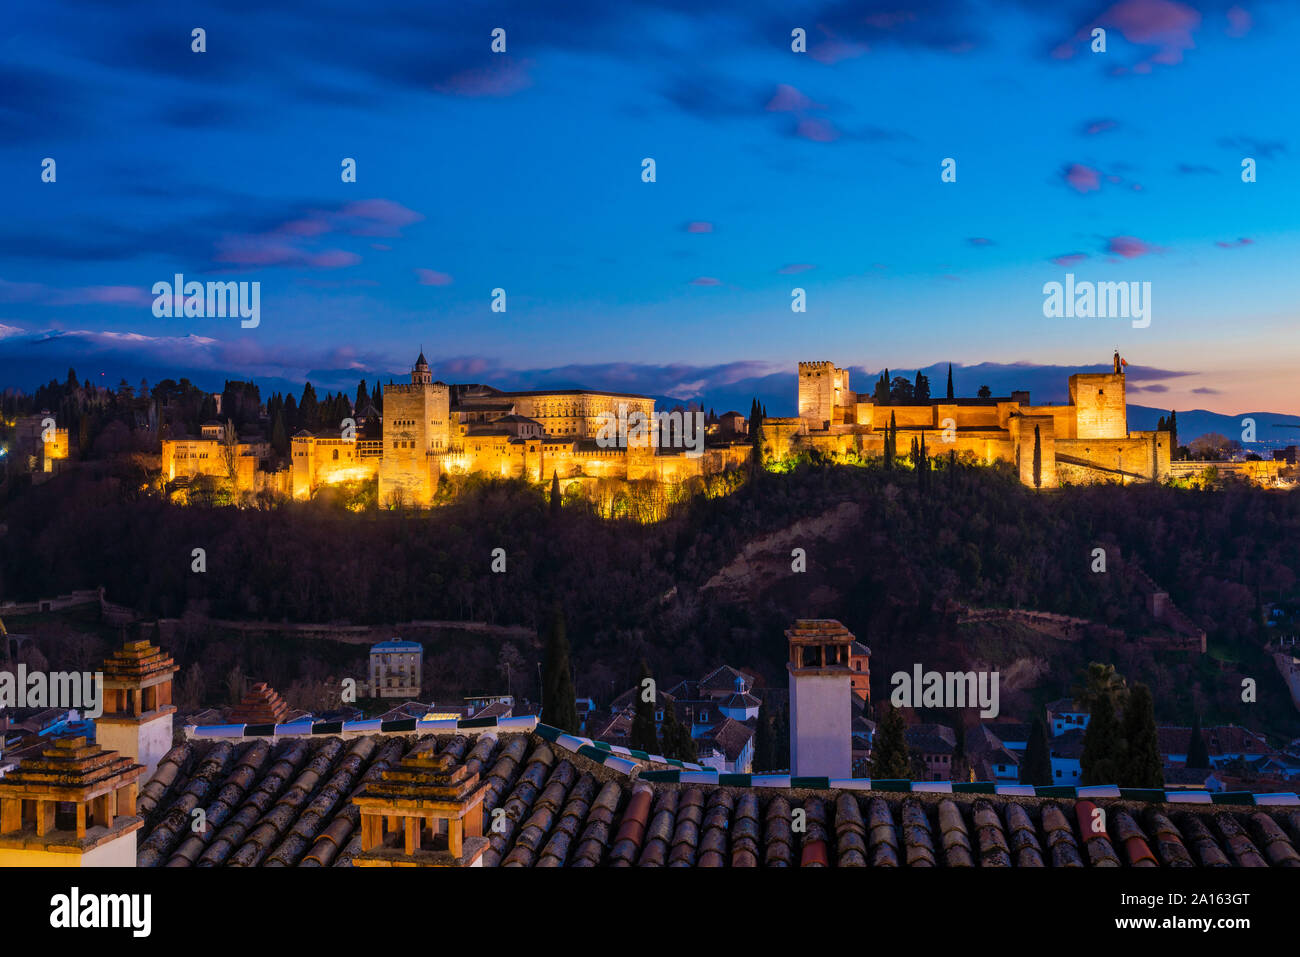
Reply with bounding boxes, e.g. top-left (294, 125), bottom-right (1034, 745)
top-left (133, 727), bottom-right (1300, 868)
